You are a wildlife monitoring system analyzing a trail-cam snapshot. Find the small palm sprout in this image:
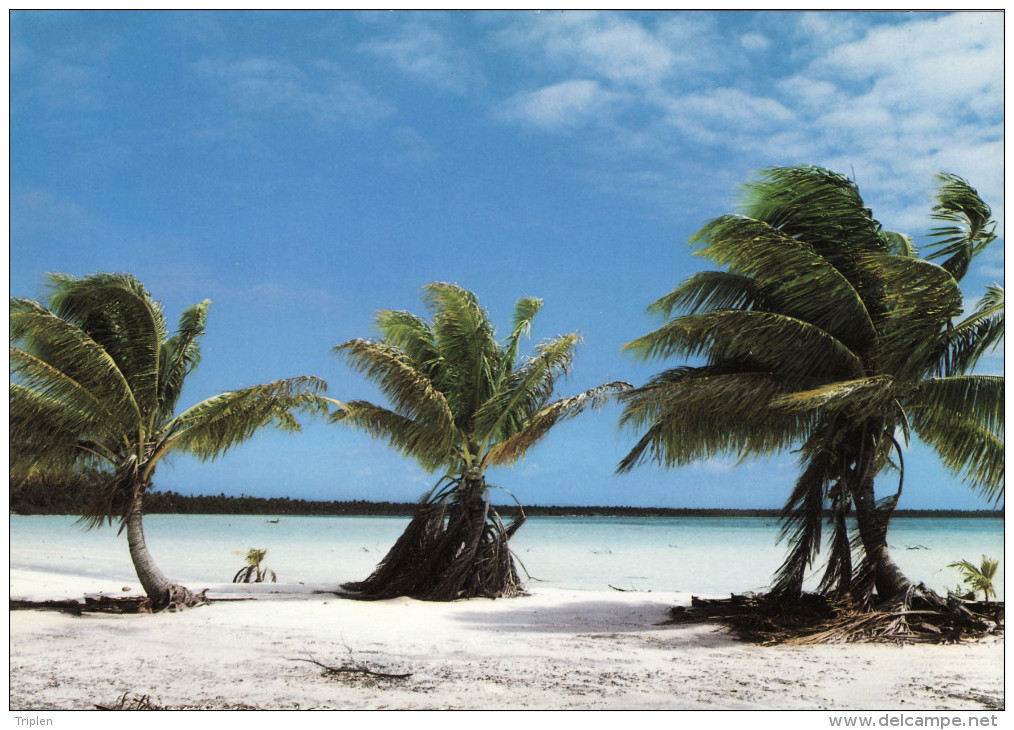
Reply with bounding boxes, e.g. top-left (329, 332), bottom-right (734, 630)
top-left (948, 556), bottom-right (999, 603)
top-left (233, 548), bottom-right (277, 584)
